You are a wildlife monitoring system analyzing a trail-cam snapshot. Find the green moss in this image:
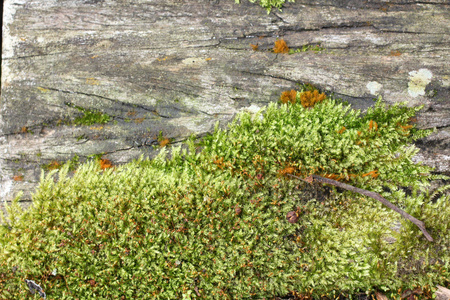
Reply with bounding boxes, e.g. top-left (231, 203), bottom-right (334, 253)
top-left (65, 102), bottom-right (111, 126)
top-left (1, 94), bottom-right (449, 299)
top-left (235, 0), bottom-right (295, 12)
top-left (289, 44), bottom-right (326, 54)
top-left (40, 155), bottom-right (80, 172)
